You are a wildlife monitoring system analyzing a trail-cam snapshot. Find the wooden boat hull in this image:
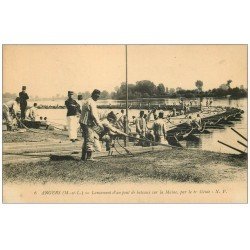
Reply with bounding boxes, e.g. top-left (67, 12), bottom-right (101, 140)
top-left (203, 124), bottom-right (225, 129)
top-left (22, 120), bottom-right (48, 129)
